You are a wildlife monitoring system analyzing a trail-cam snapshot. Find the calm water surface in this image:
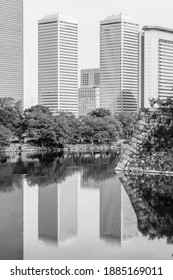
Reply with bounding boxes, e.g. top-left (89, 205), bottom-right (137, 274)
top-left (0, 152), bottom-right (173, 260)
